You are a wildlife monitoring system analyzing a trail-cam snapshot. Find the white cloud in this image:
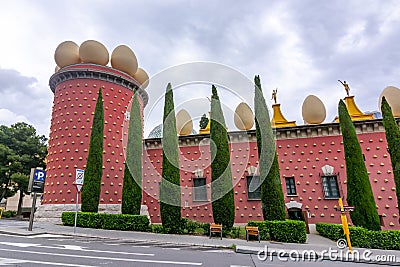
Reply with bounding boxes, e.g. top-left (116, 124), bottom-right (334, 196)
top-left (1, 0), bottom-right (400, 137)
top-left (0, 109), bottom-right (31, 126)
